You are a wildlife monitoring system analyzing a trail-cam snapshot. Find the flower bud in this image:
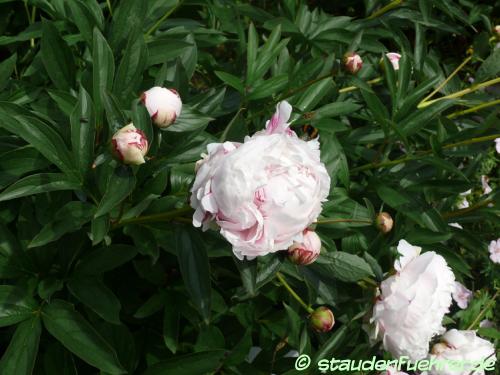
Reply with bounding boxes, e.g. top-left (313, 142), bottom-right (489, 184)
top-left (343, 52), bottom-right (363, 74)
top-left (310, 306), bottom-right (335, 332)
top-left (288, 229), bottom-right (321, 265)
top-left (141, 86), bottom-right (182, 128)
top-left (375, 212), bottom-right (393, 234)
top-left (111, 124), bottom-right (148, 165)
top-left (382, 52), bottom-right (401, 71)
top-left (494, 25), bottom-right (500, 38)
